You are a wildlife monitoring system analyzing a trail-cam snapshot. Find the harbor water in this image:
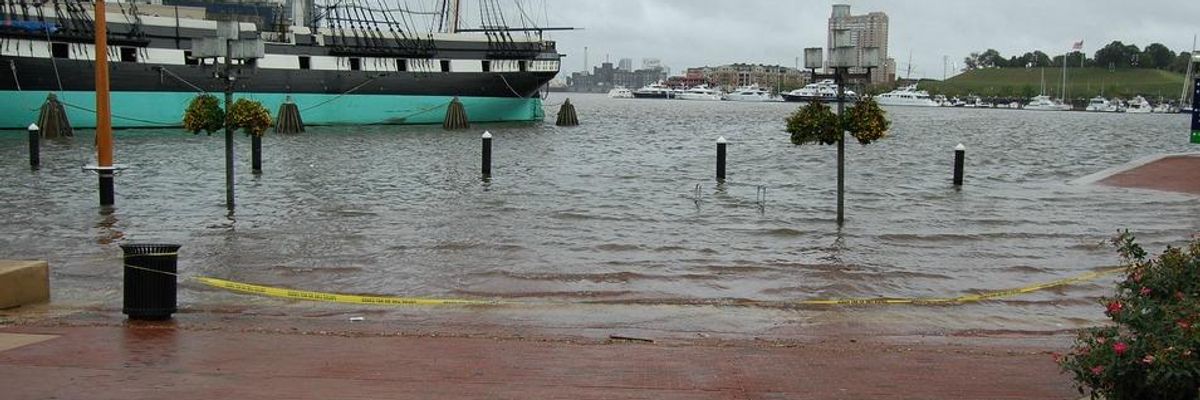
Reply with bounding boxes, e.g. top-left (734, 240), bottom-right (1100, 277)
top-left (2, 94), bottom-right (1197, 337)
